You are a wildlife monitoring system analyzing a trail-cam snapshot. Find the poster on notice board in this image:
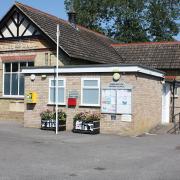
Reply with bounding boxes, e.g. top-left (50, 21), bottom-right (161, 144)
top-left (101, 89), bottom-right (132, 114)
top-left (101, 89), bottom-right (116, 113)
top-left (116, 89), bottom-right (132, 114)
